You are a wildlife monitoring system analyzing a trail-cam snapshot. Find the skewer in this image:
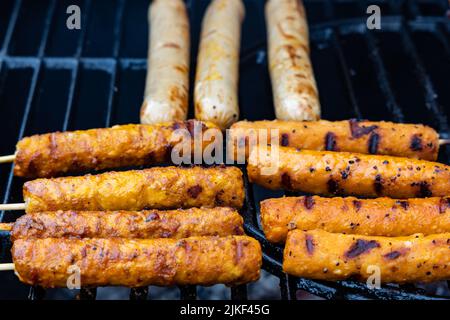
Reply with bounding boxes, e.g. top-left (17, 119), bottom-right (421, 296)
top-left (0, 263), bottom-right (14, 271)
top-left (0, 203), bottom-right (26, 211)
top-left (0, 154), bottom-right (15, 163)
top-left (0, 223), bottom-right (12, 231)
top-left (0, 139), bottom-right (448, 164)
